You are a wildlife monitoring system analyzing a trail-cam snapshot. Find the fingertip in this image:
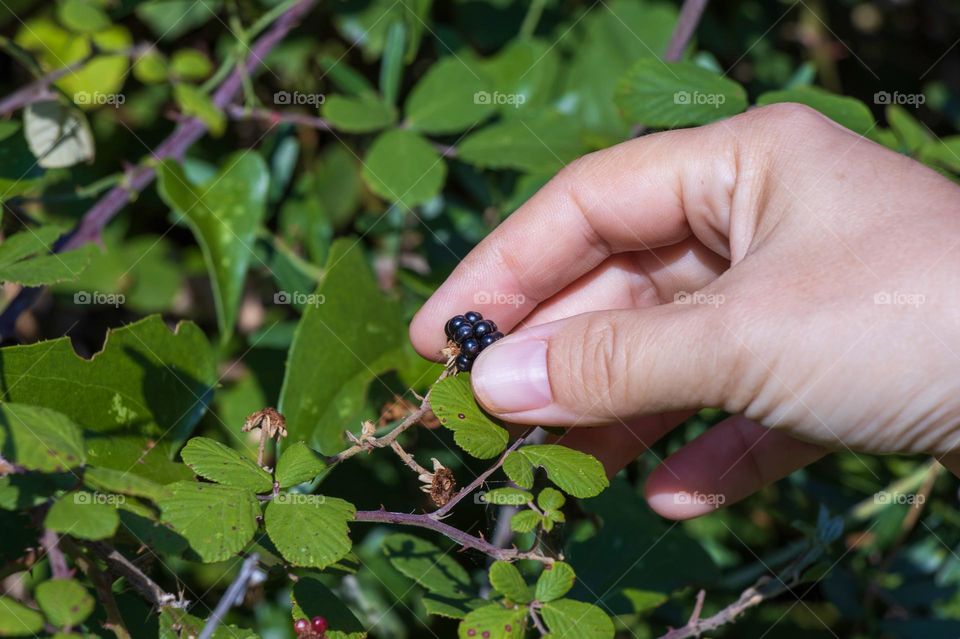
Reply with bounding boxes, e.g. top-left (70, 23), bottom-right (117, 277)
top-left (408, 304), bottom-right (445, 361)
top-left (645, 467), bottom-right (724, 520)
